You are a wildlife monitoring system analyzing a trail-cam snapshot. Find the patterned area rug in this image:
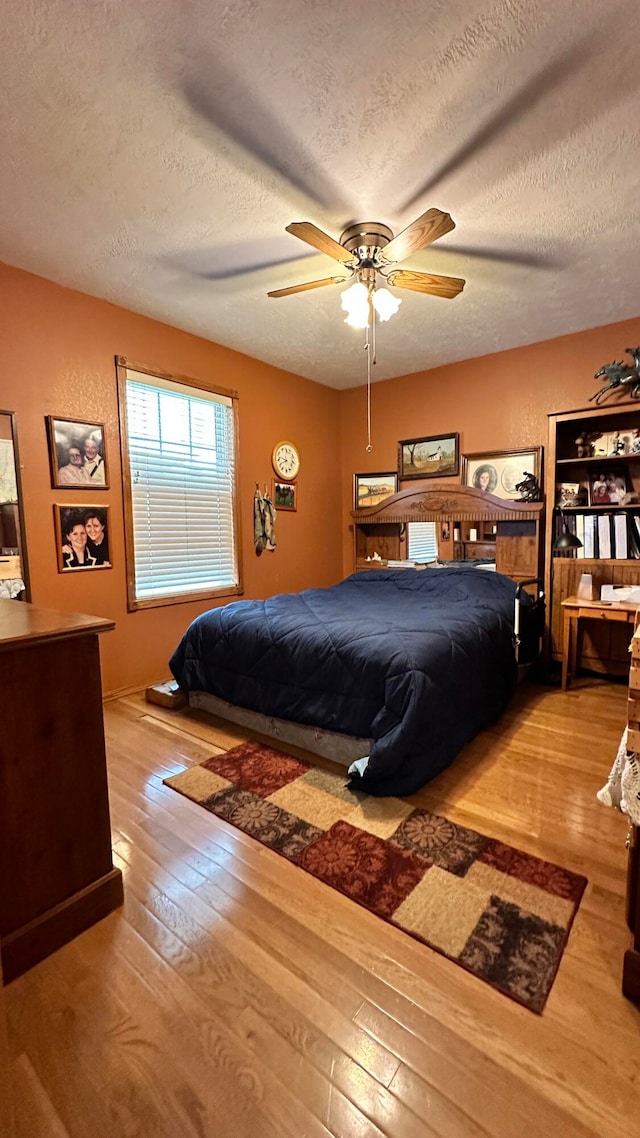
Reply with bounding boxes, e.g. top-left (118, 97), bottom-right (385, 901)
top-left (164, 741), bottom-right (587, 1013)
